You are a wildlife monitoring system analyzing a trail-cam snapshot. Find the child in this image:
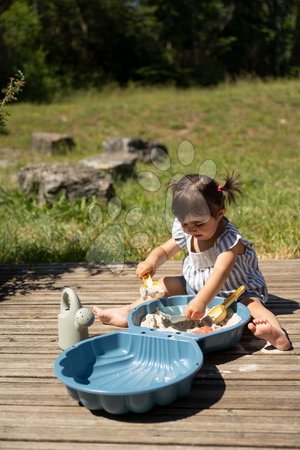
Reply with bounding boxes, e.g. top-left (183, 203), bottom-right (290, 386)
top-left (93, 172), bottom-right (291, 351)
